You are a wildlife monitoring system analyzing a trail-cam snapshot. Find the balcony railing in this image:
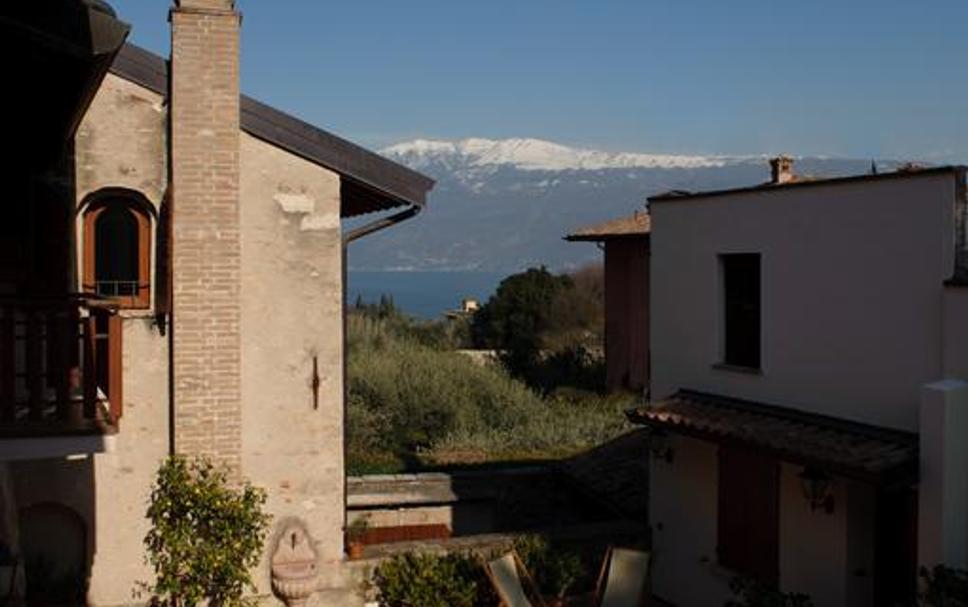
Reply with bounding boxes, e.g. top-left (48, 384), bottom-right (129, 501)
top-left (0, 296), bottom-right (122, 438)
